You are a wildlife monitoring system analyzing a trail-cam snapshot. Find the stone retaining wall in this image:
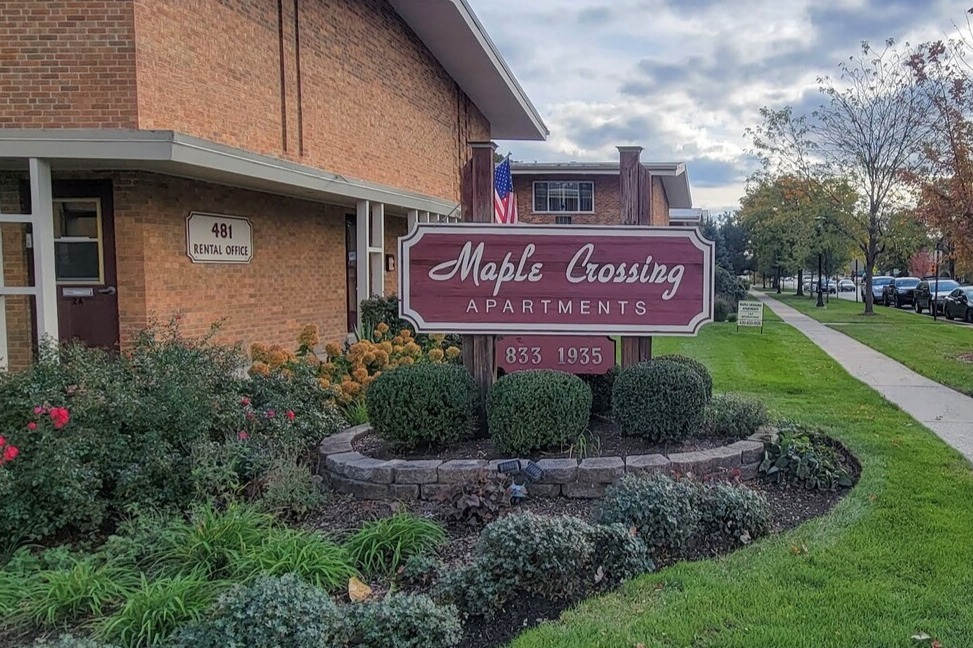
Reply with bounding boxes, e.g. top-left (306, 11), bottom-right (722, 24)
top-left (317, 425), bottom-right (778, 500)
